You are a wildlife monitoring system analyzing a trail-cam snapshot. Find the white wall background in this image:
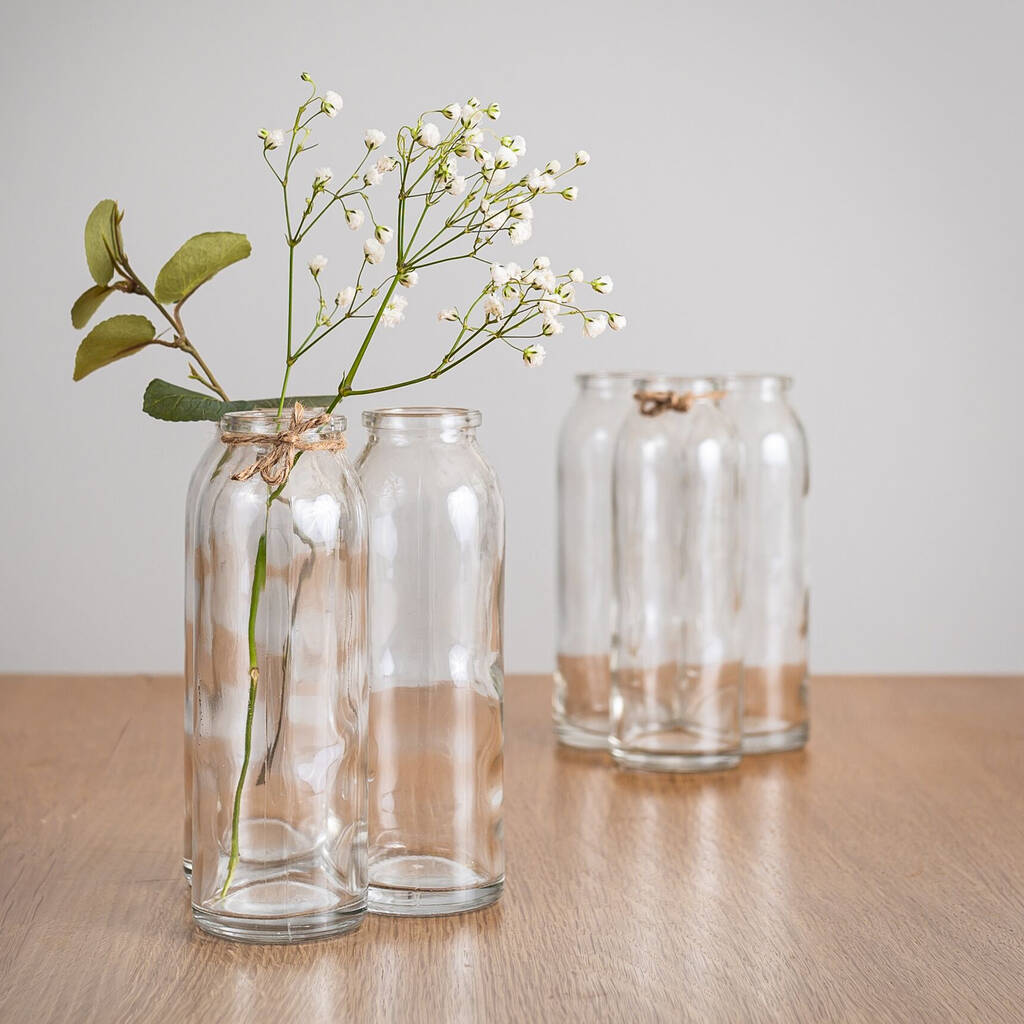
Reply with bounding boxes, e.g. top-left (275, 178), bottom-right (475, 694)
top-left (1, 0), bottom-right (1021, 674)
